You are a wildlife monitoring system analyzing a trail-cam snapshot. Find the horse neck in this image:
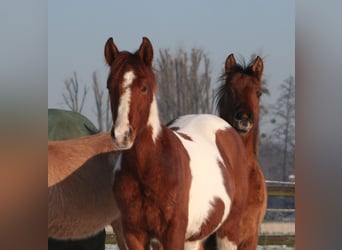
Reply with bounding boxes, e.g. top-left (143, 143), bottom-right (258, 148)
top-left (122, 125), bottom-right (167, 180)
top-left (219, 103), bottom-right (260, 160)
top-left (122, 96), bottom-right (163, 175)
top-left (241, 123), bottom-right (259, 160)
